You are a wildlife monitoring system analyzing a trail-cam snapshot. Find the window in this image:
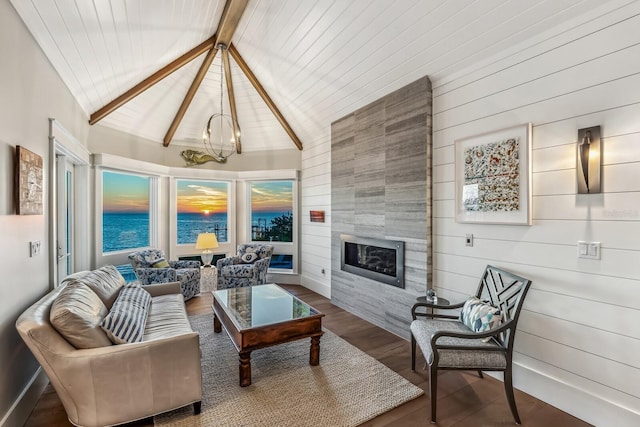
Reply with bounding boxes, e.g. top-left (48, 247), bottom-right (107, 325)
top-left (177, 180), bottom-right (230, 244)
top-left (102, 171), bottom-right (150, 253)
top-left (250, 181), bottom-right (293, 242)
